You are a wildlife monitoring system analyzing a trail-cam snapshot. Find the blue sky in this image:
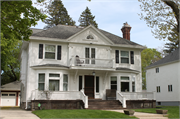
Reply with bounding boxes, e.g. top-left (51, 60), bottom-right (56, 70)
top-left (31, 0), bottom-right (167, 49)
